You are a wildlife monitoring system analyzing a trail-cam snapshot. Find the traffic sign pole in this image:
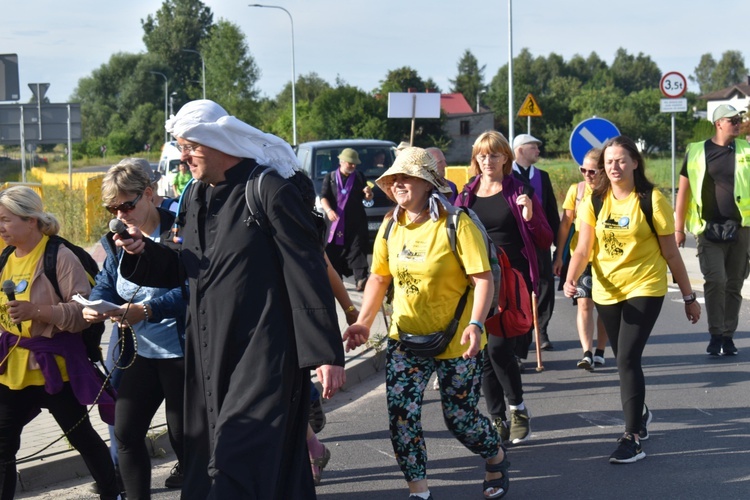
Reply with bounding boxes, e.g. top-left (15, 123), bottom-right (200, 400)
top-left (659, 71), bottom-right (688, 207)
